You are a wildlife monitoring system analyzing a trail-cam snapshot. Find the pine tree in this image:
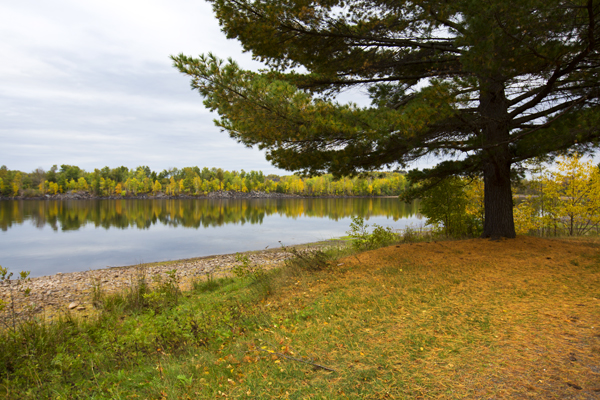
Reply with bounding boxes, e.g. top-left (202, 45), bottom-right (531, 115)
top-left (173, 0), bottom-right (600, 238)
